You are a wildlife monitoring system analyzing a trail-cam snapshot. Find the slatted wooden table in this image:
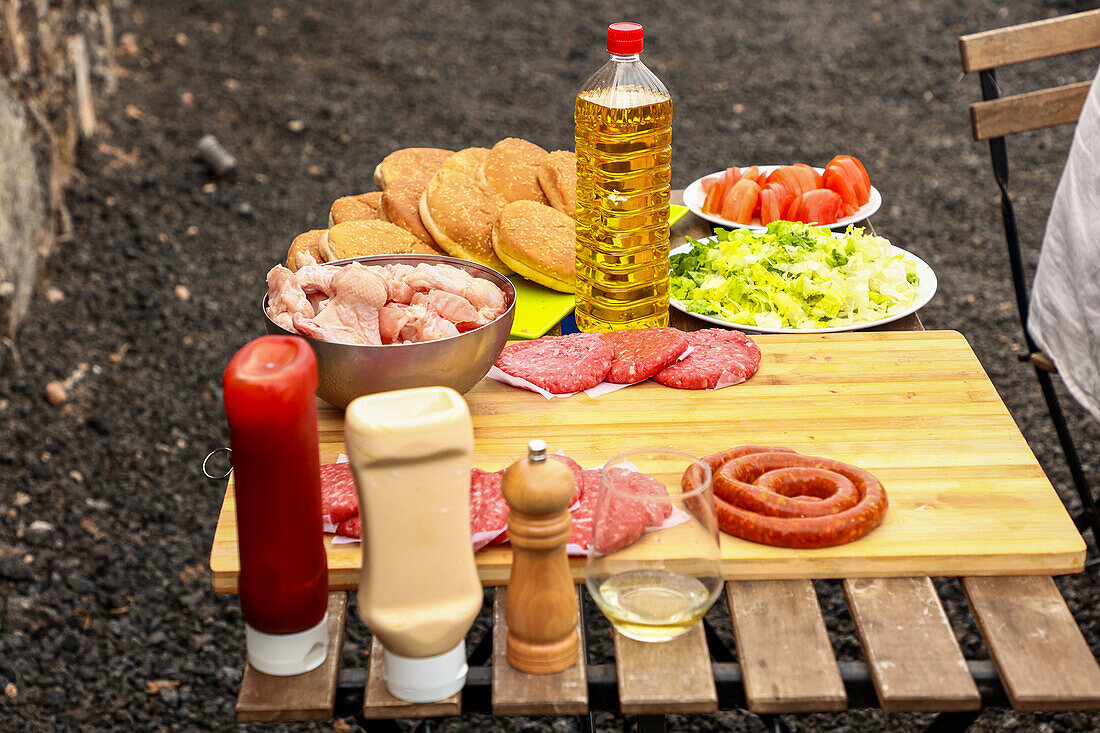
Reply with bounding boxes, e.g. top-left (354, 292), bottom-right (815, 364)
top-left (218, 201), bottom-right (1100, 730)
